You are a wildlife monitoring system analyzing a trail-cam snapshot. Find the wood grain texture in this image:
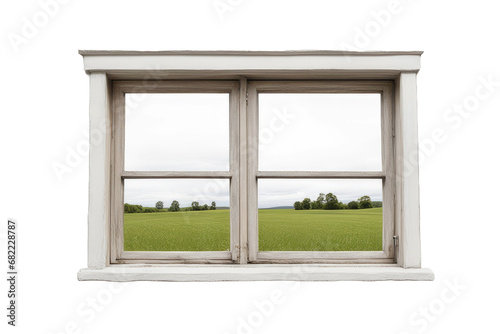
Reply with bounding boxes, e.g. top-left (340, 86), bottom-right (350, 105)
top-left (81, 51), bottom-right (427, 279)
top-left (121, 171), bottom-right (232, 179)
top-left (238, 78), bottom-right (248, 264)
top-left (110, 84), bottom-right (125, 264)
top-left (248, 80), bottom-right (396, 264)
top-left (79, 50), bottom-right (424, 56)
top-left (257, 251), bottom-right (389, 260)
top-left (78, 265), bottom-right (434, 282)
top-left (246, 83), bottom-right (259, 262)
top-left (120, 251), bottom-right (232, 260)
top-left (255, 251), bottom-right (394, 264)
top-left (230, 83), bottom-right (240, 262)
top-left (256, 171), bottom-right (385, 179)
top-left (87, 72), bottom-right (112, 269)
top-left (113, 80), bottom-right (238, 94)
top-left (381, 84), bottom-right (396, 259)
top-left (104, 70), bottom-right (403, 81)
top-left (397, 73), bottom-right (422, 268)
top-left (250, 80), bottom-right (394, 93)
top-left (80, 51), bottom-right (422, 74)
top-left (112, 81), bottom-right (240, 265)
top-left (394, 75), bottom-right (403, 265)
